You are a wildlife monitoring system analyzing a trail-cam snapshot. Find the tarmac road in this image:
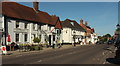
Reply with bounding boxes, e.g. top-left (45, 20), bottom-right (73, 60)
top-left (2, 44), bottom-right (115, 64)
